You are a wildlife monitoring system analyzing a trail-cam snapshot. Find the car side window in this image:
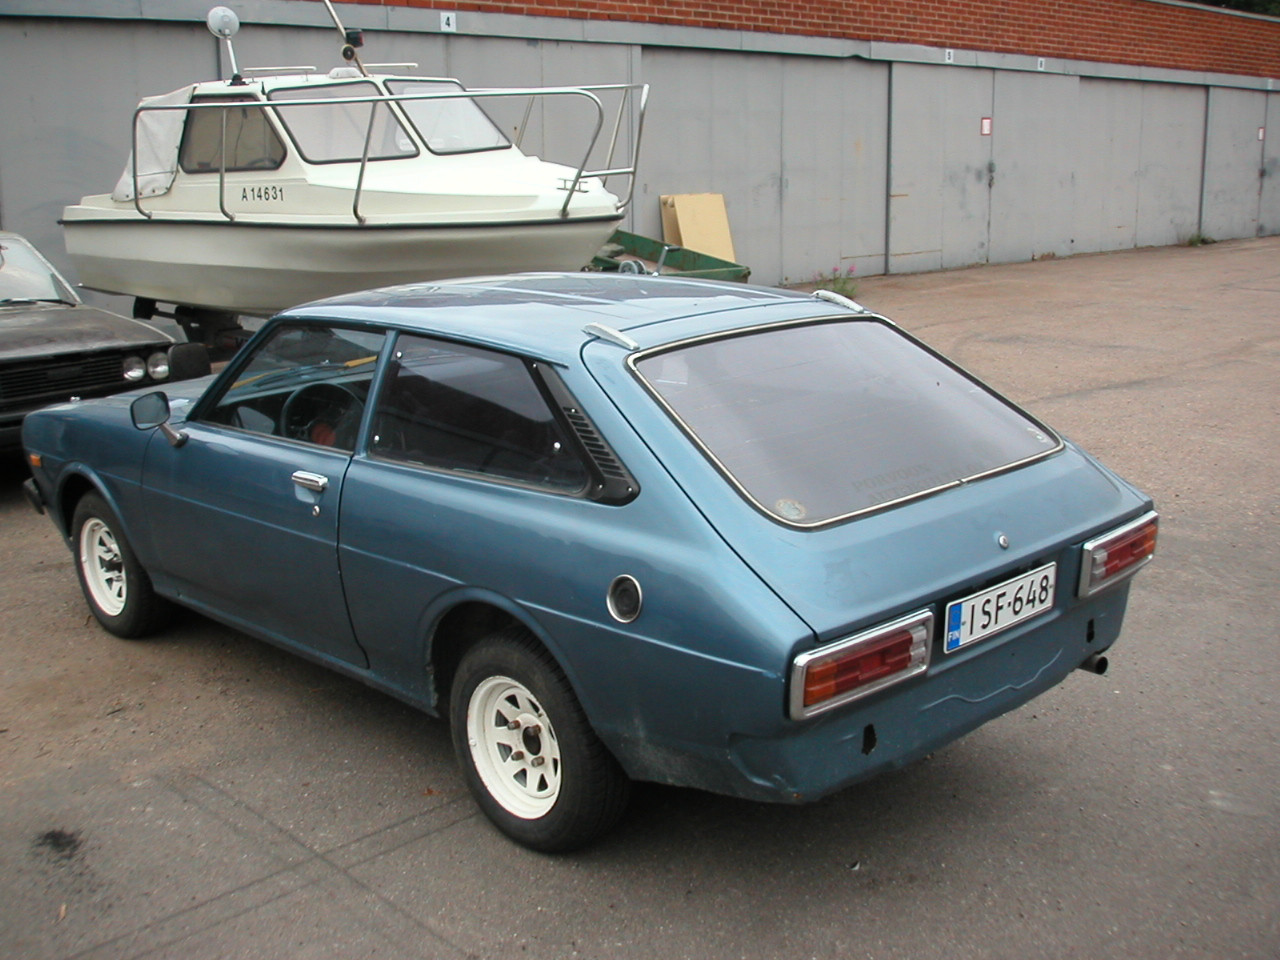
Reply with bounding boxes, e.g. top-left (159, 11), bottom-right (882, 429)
top-left (203, 324), bottom-right (386, 451)
top-left (369, 334), bottom-right (589, 493)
